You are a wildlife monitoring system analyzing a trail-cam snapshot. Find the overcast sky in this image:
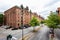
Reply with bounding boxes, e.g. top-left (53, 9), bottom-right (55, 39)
top-left (0, 0), bottom-right (60, 19)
